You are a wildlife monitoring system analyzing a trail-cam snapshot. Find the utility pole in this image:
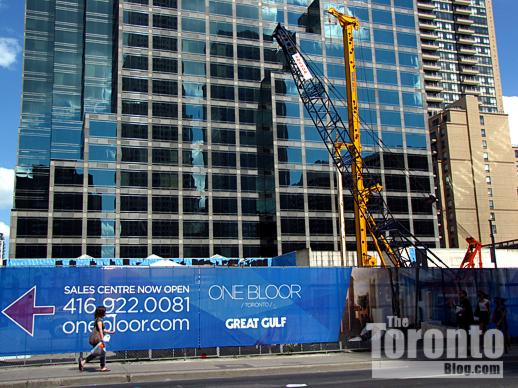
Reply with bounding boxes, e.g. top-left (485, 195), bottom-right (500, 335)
top-left (488, 219), bottom-right (497, 268)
